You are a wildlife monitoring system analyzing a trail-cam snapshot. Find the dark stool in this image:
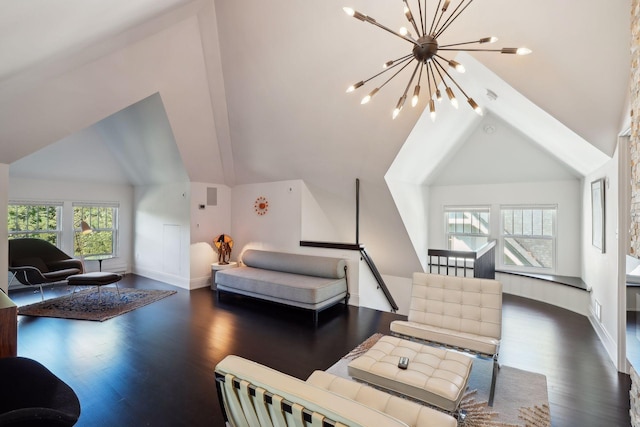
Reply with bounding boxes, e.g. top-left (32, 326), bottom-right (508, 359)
top-left (67, 272), bottom-right (122, 300)
top-left (0, 357), bottom-right (81, 426)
